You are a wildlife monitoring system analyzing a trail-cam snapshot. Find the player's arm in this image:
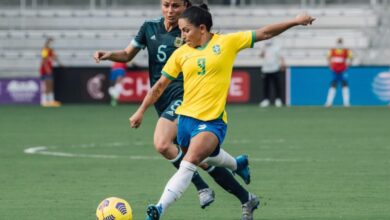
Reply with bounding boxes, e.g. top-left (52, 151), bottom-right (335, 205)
top-left (41, 49), bottom-right (52, 74)
top-left (280, 56), bottom-right (286, 71)
top-left (53, 51), bottom-right (64, 67)
top-left (327, 50), bottom-right (332, 65)
top-left (259, 49), bottom-right (265, 58)
top-left (254, 13), bottom-right (315, 42)
top-left (129, 75), bottom-right (172, 128)
top-left (347, 50), bottom-right (353, 67)
top-left (94, 43), bottom-right (141, 63)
